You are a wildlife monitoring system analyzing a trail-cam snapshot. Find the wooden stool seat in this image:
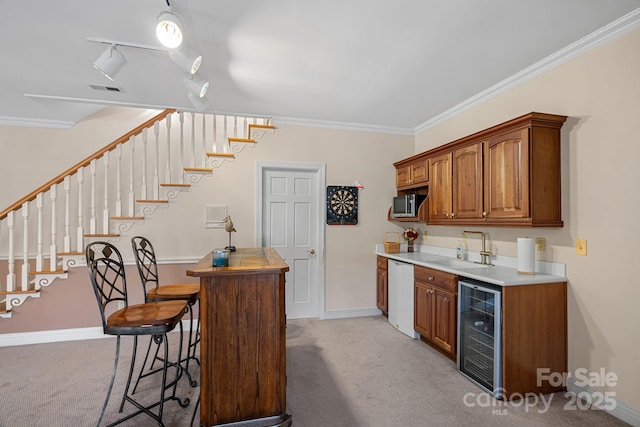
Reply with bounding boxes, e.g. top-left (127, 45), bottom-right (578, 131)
top-left (107, 300), bottom-right (187, 330)
top-left (148, 283), bottom-right (200, 305)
